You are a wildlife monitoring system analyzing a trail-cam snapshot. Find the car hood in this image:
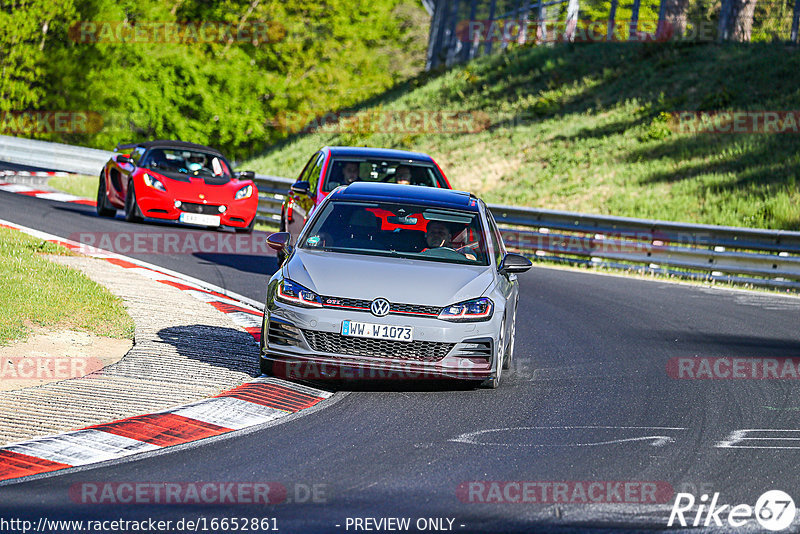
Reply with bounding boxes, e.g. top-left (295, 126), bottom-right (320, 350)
top-left (285, 249), bottom-right (495, 306)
